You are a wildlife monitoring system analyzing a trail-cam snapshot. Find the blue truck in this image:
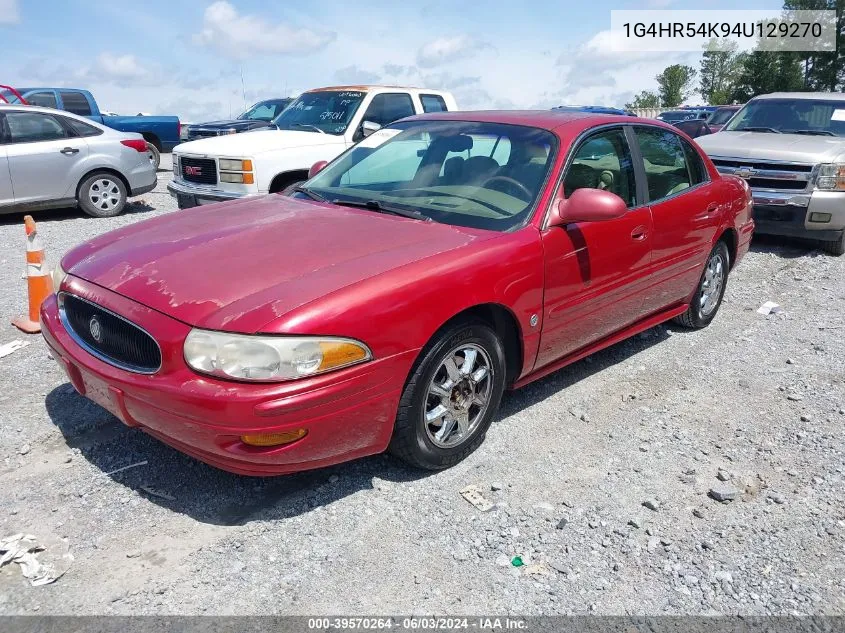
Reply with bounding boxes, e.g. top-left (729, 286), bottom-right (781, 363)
top-left (0, 86), bottom-right (180, 168)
